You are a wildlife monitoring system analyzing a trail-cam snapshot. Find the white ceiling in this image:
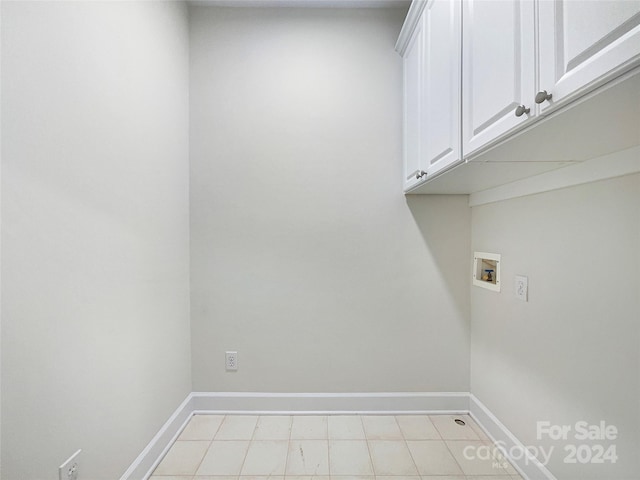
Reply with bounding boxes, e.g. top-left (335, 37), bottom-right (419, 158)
top-left (189, 0), bottom-right (411, 8)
